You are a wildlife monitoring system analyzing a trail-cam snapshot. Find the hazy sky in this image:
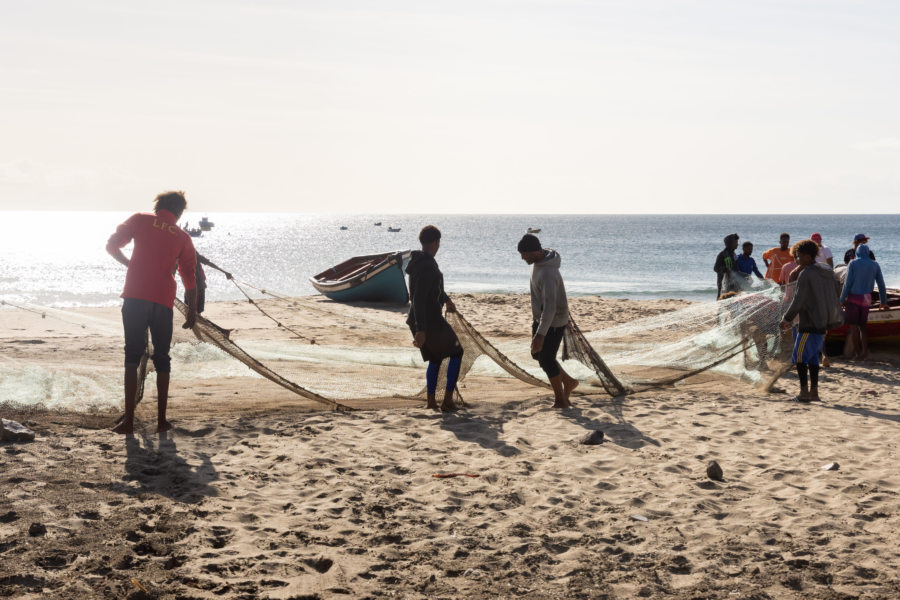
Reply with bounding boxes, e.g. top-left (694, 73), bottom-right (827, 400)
top-left (1, 0), bottom-right (898, 213)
